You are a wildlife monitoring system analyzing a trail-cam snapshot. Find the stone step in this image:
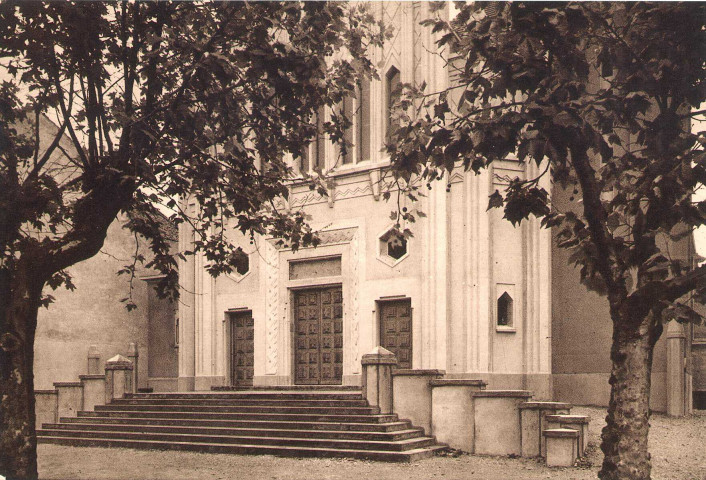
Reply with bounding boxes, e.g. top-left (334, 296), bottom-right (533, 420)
top-left (519, 401), bottom-right (572, 411)
top-left (41, 422), bottom-right (424, 441)
top-left (95, 404), bottom-right (380, 415)
top-left (77, 410), bottom-right (399, 424)
top-left (544, 414), bottom-right (589, 425)
top-left (37, 436), bottom-right (446, 462)
top-left (112, 398), bottom-right (370, 407)
top-left (544, 415), bottom-right (590, 455)
top-left (519, 401), bottom-right (573, 458)
top-left (46, 388), bottom-right (444, 462)
top-left (36, 428), bottom-right (436, 452)
top-left (211, 385), bottom-right (361, 392)
top-left (126, 392), bottom-right (363, 401)
top-left (60, 416), bottom-right (412, 432)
